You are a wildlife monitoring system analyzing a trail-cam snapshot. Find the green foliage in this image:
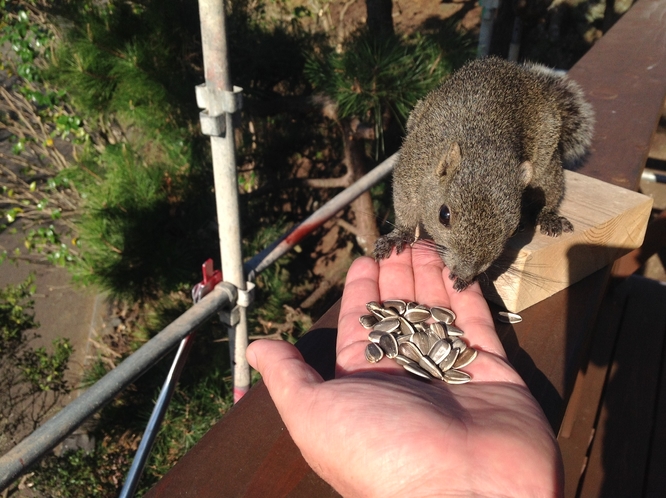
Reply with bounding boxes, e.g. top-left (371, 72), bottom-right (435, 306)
top-left (0, 276), bottom-right (72, 392)
top-left (31, 302), bottom-right (232, 496)
top-left (0, 1), bottom-right (53, 81)
top-left (70, 144), bottom-right (213, 300)
top-left (0, 276), bottom-right (38, 354)
top-left (20, 337), bottom-right (73, 391)
top-left (305, 31), bottom-right (451, 148)
top-left (0, 277), bottom-right (73, 459)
